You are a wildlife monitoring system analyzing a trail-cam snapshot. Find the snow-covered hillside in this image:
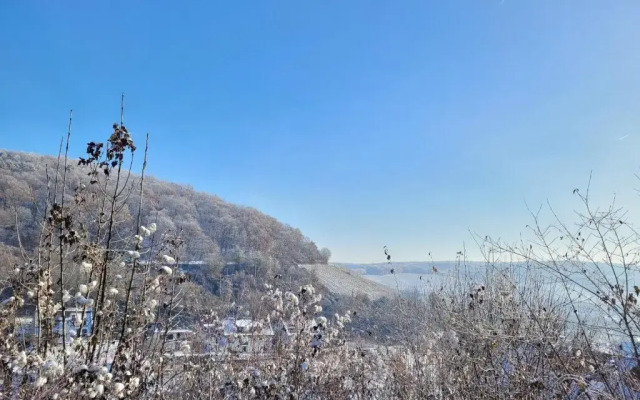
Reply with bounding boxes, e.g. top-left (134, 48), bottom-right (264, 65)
top-left (300, 264), bottom-right (395, 300)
